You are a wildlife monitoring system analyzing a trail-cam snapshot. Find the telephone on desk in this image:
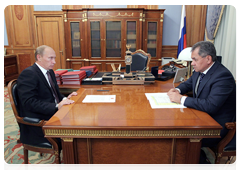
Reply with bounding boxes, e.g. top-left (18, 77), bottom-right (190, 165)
top-left (152, 61), bottom-right (186, 81)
